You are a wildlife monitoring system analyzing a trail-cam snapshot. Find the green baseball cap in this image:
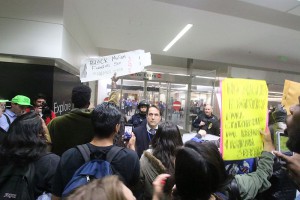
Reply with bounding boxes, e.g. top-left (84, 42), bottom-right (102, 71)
top-left (11, 95), bottom-right (32, 106)
top-left (0, 99), bottom-right (9, 103)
